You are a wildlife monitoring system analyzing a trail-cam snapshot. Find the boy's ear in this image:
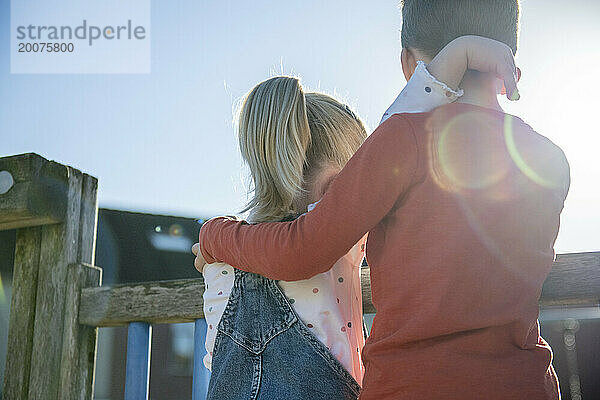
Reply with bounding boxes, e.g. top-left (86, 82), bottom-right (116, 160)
top-left (401, 48), bottom-right (418, 81)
